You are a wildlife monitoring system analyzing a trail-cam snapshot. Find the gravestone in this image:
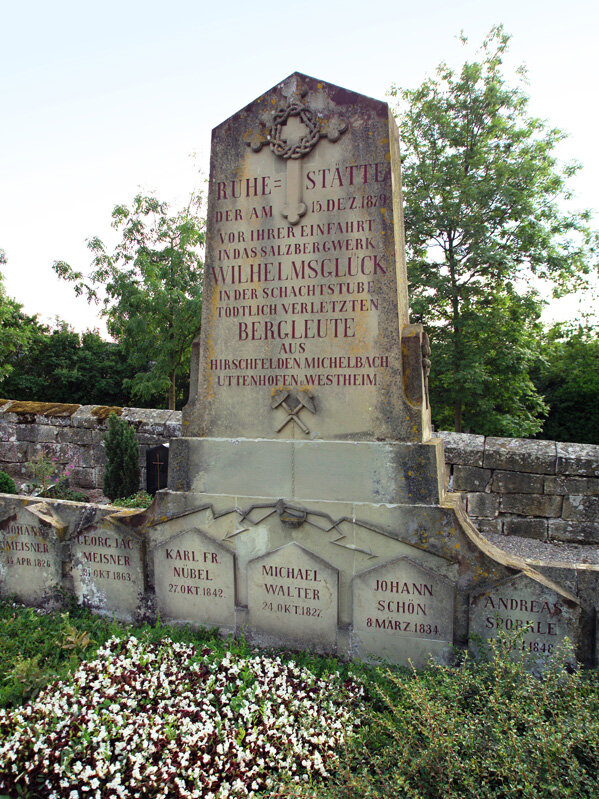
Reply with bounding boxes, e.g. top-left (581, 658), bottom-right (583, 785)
top-left (146, 444), bottom-right (169, 495)
top-left (71, 522), bottom-right (145, 621)
top-left (470, 572), bottom-right (580, 663)
top-left (150, 72), bottom-right (585, 664)
top-left (0, 504), bottom-right (62, 605)
top-left (353, 557), bottom-right (455, 667)
top-left (247, 543), bottom-right (338, 651)
top-left (152, 529), bottom-right (236, 631)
